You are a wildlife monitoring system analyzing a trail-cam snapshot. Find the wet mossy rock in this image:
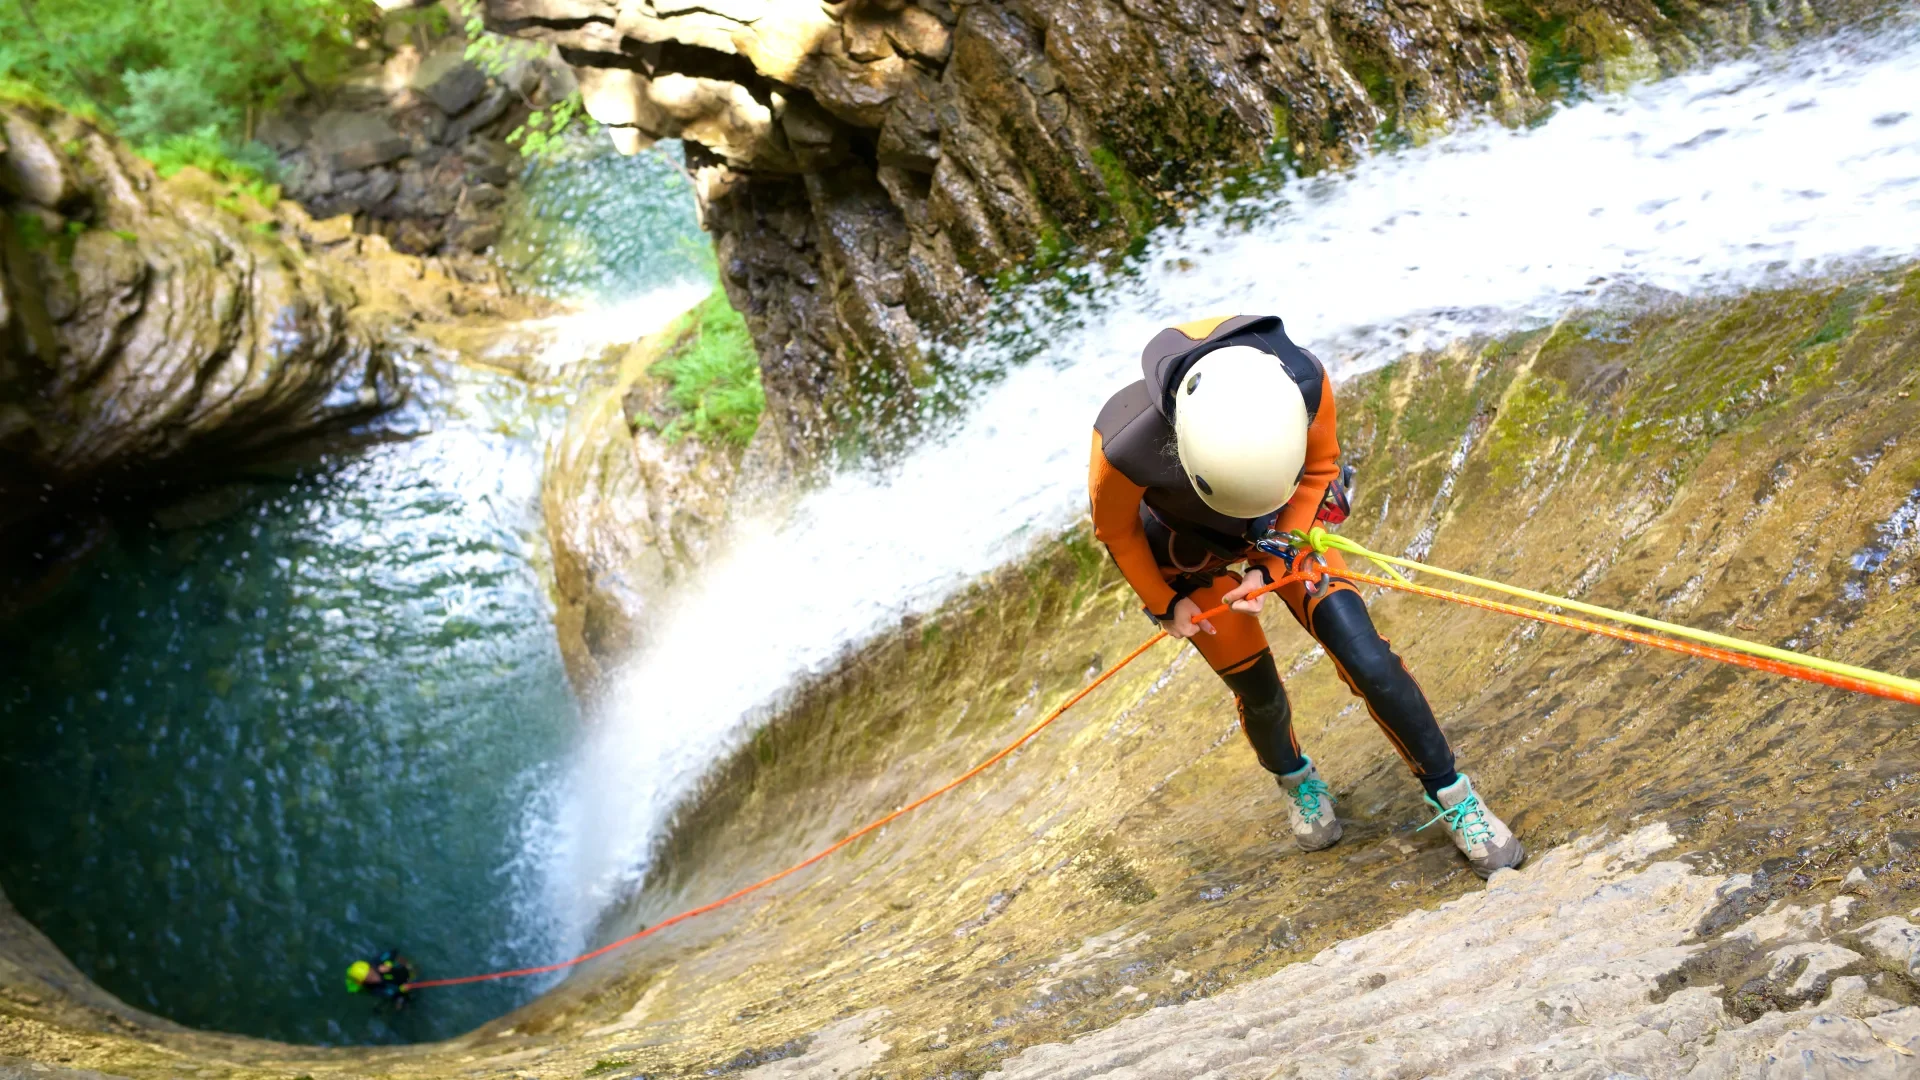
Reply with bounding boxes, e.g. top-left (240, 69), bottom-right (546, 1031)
top-left (543, 306), bottom-right (778, 693)
top-left (0, 100), bottom-right (531, 559)
top-left (487, 0), bottom-right (1888, 459)
top-left (7, 267), bottom-right (1919, 1078)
